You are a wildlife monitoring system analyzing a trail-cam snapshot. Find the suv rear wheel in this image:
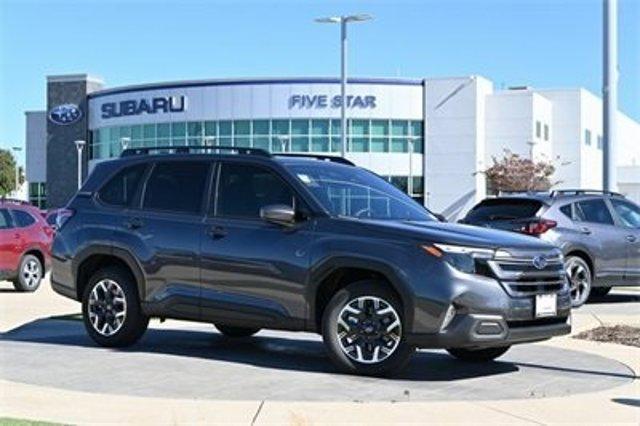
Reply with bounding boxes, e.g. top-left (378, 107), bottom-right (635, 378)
top-left (82, 266), bottom-right (149, 347)
top-left (447, 346), bottom-right (511, 362)
top-left (215, 324), bottom-right (260, 337)
top-left (321, 280), bottom-right (414, 377)
top-left (12, 254), bottom-right (43, 292)
top-left (565, 256), bottom-right (592, 307)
